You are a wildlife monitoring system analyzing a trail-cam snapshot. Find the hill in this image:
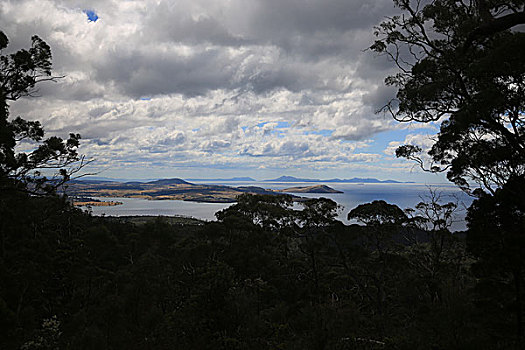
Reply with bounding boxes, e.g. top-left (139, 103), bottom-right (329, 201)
top-left (279, 185), bottom-right (343, 194)
top-left (147, 178), bottom-right (193, 185)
